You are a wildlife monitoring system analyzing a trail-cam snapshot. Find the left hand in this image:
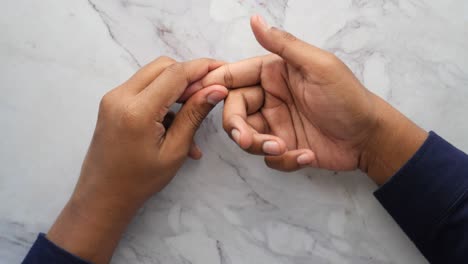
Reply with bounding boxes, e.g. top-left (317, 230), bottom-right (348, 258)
top-left (47, 57), bottom-right (228, 264)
